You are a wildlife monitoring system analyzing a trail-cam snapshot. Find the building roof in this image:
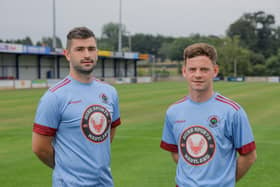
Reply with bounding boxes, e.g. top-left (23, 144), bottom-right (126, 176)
top-left (0, 42), bottom-right (150, 60)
